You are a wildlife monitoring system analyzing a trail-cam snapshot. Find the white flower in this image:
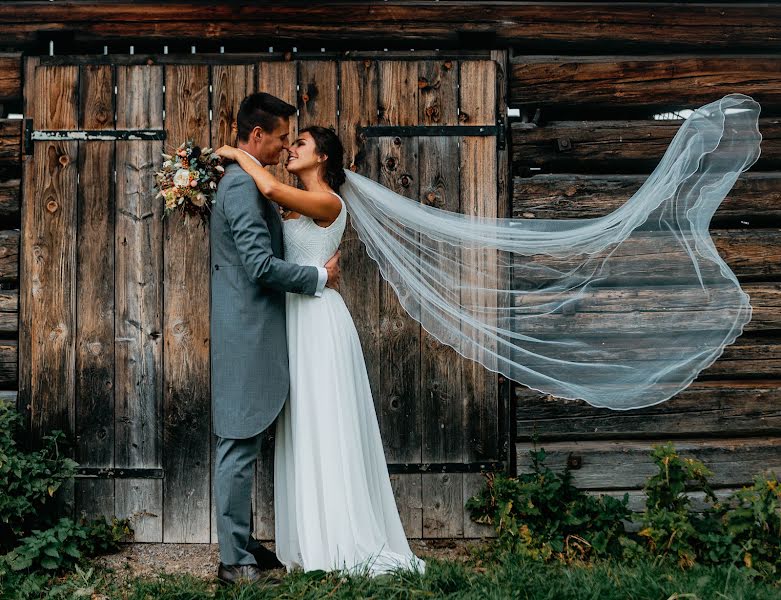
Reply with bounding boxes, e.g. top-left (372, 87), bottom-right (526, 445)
top-left (215, 165), bottom-right (224, 173)
top-left (173, 168), bottom-right (191, 187)
top-left (192, 192), bottom-right (207, 207)
top-left (163, 160), bottom-right (172, 168)
top-left (210, 181), bottom-right (217, 189)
